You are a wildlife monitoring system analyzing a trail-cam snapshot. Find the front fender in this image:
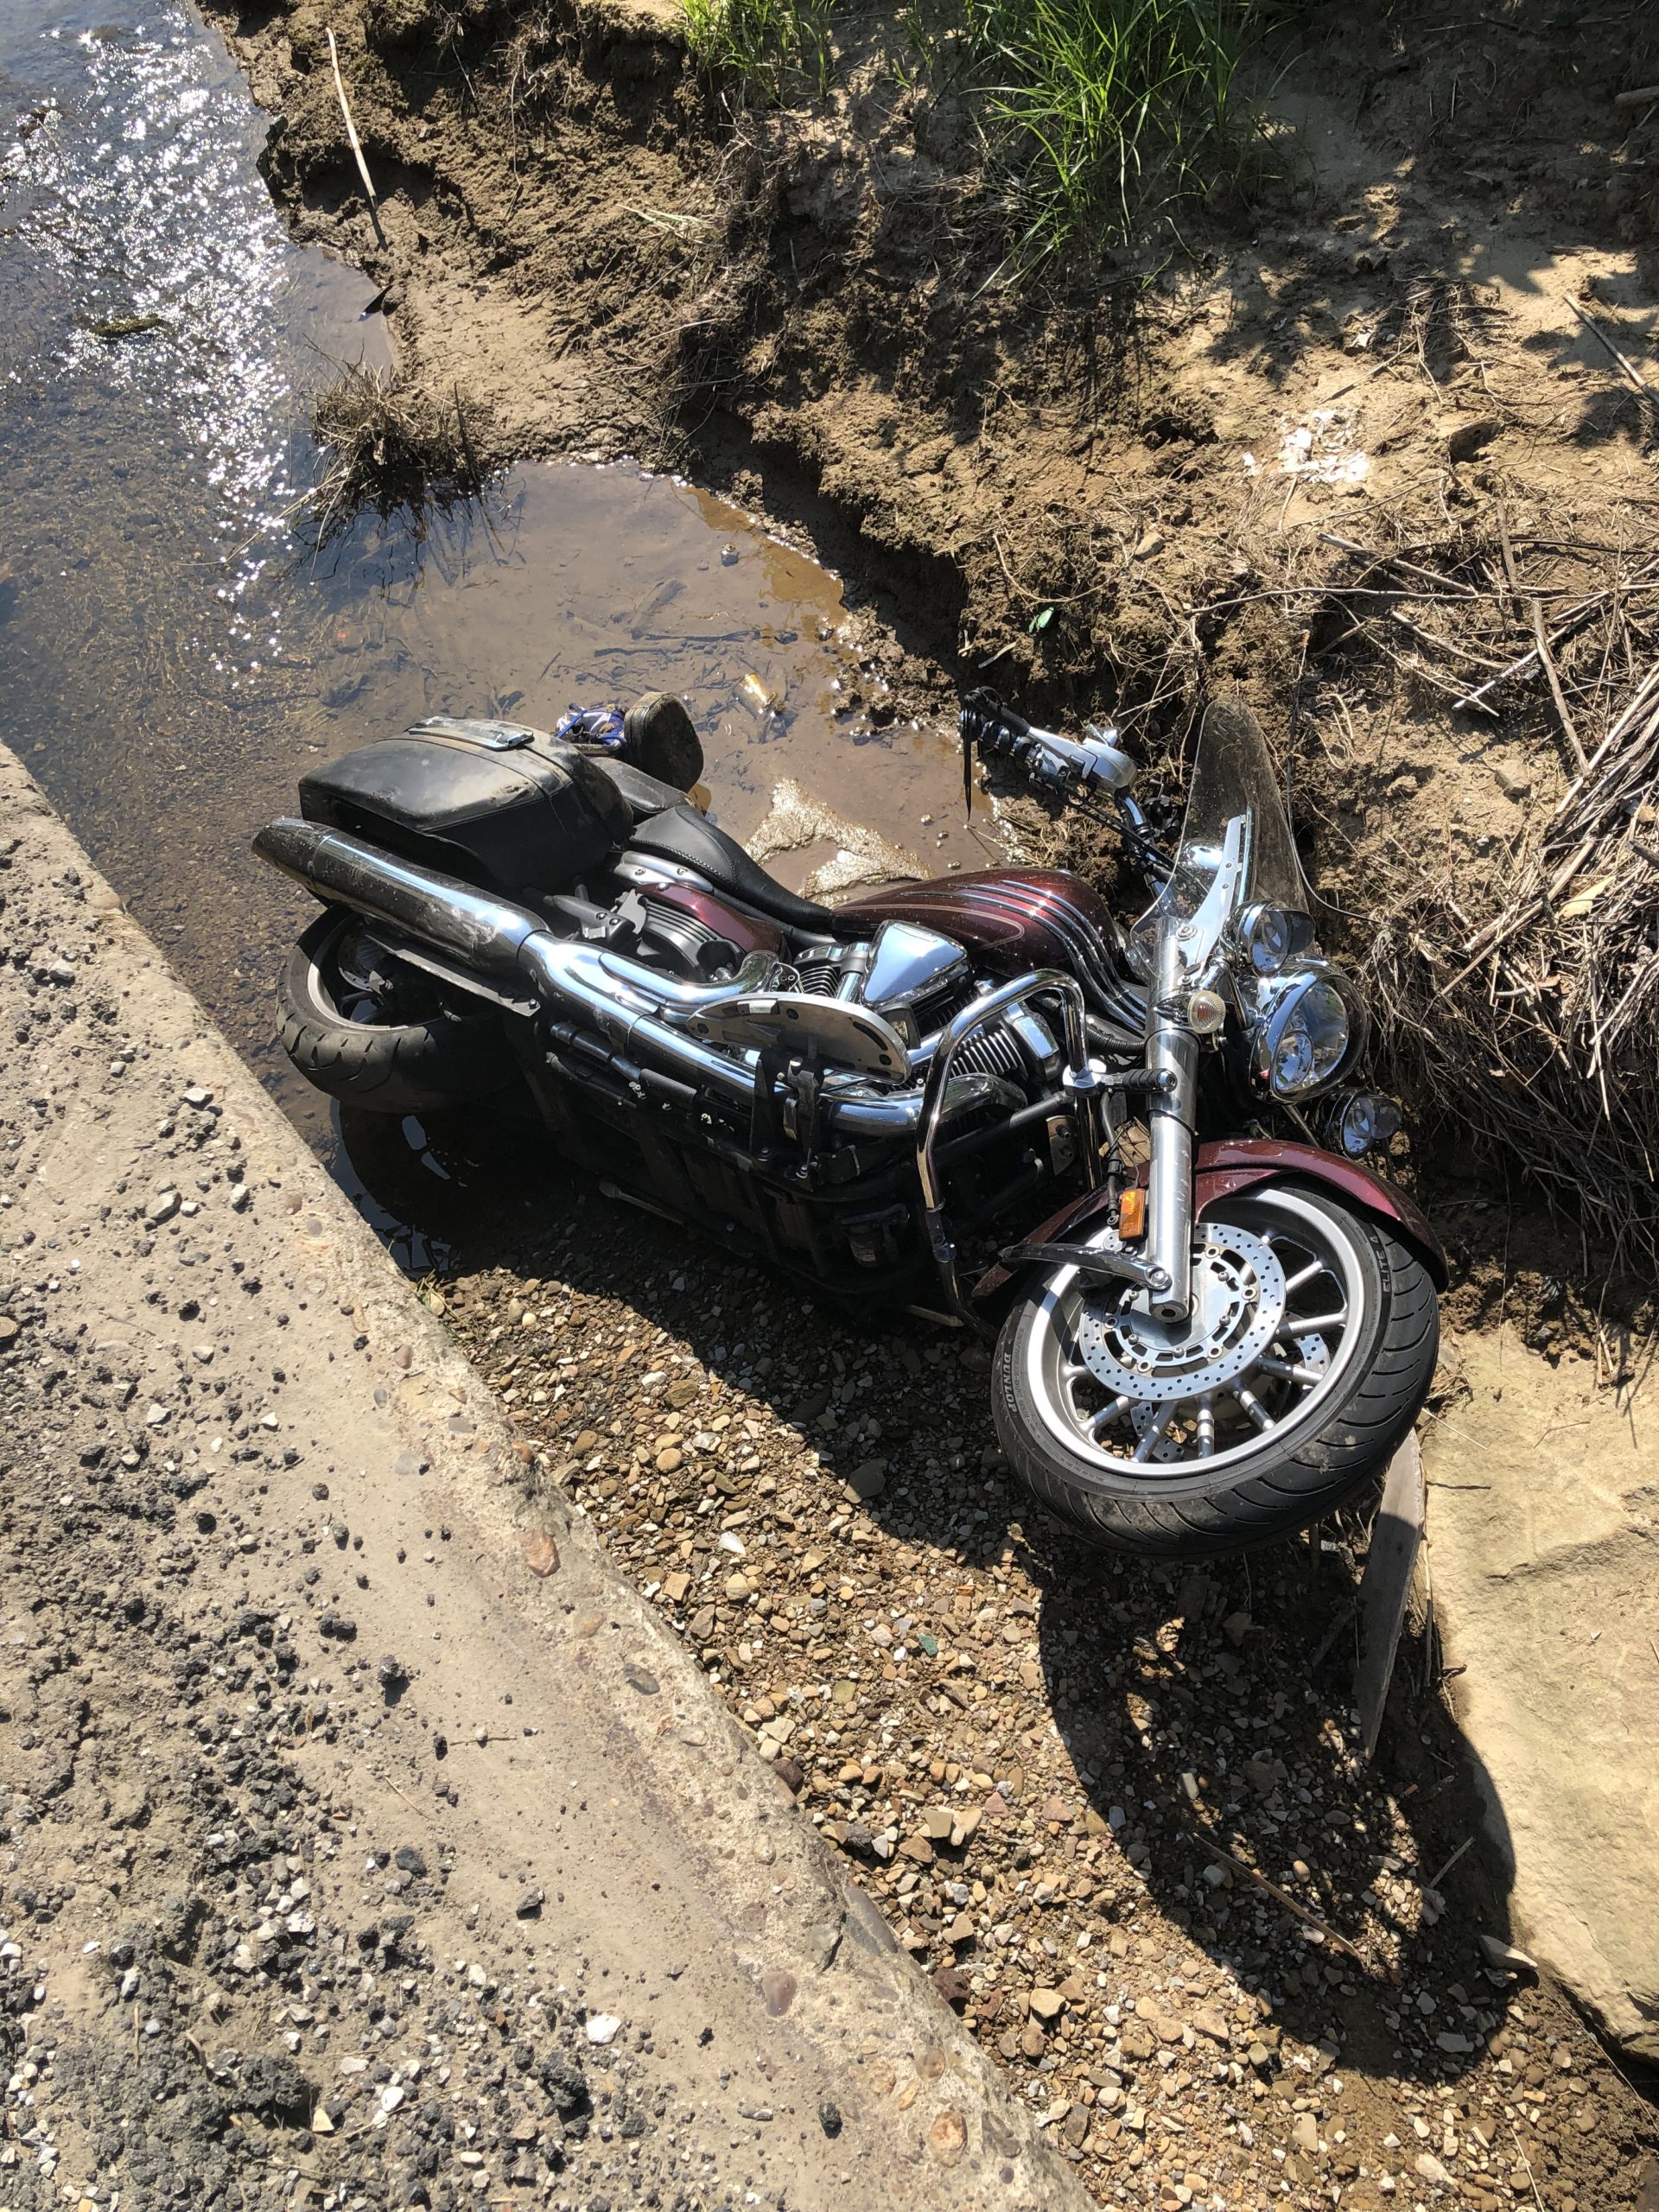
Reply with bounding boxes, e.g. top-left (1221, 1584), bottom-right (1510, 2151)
top-left (972, 1136), bottom-right (1447, 1308)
